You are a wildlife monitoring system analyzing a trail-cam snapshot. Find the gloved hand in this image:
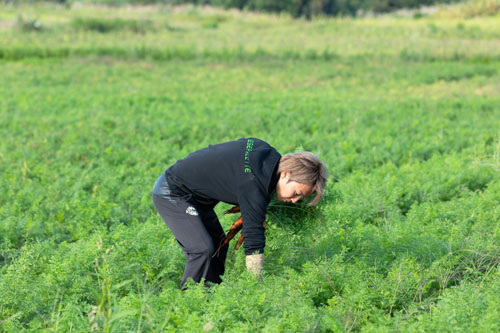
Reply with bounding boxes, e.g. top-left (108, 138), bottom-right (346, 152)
top-left (246, 254), bottom-right (264, 276)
